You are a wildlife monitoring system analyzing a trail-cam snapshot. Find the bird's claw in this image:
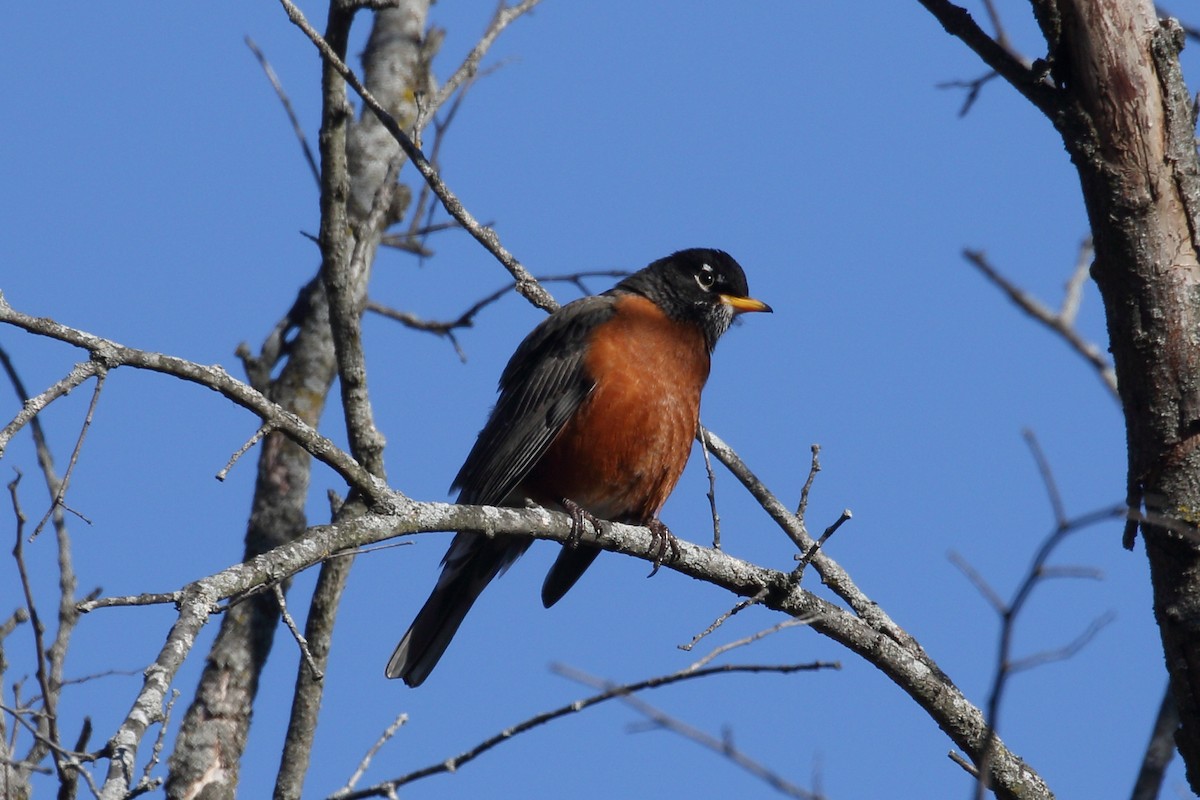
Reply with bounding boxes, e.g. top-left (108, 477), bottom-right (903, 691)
top-left (563, 498), bottom-right (602, 548)
top-left (645, 519), bottom-right (680, 577)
